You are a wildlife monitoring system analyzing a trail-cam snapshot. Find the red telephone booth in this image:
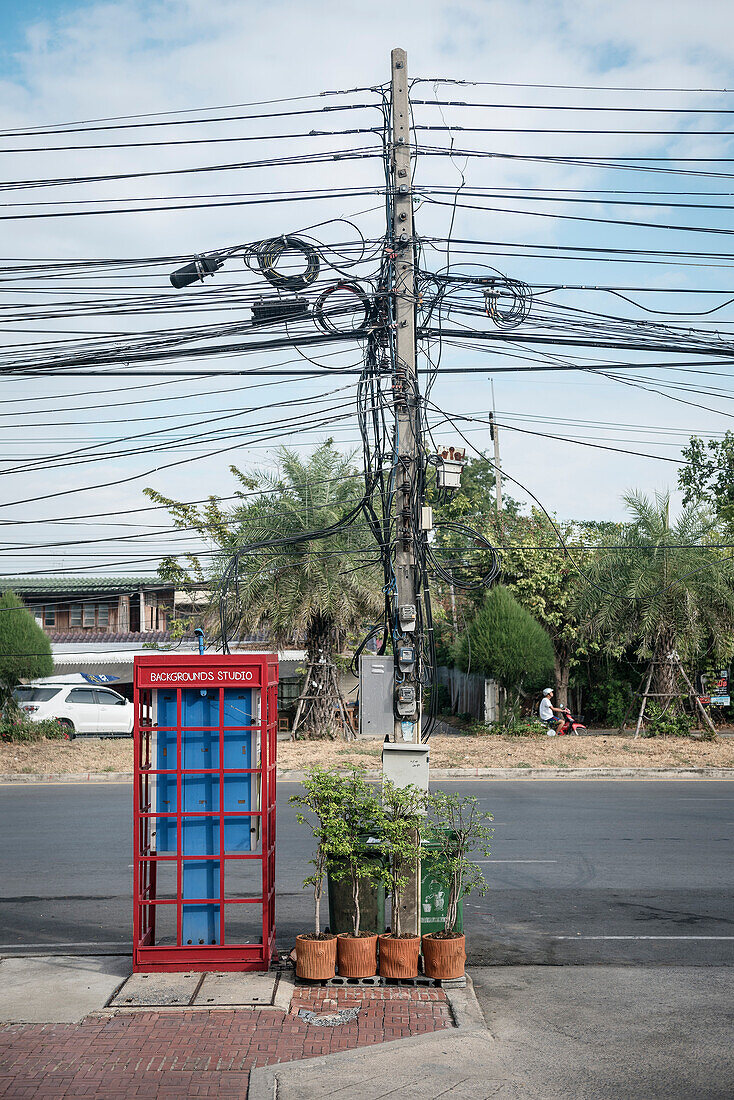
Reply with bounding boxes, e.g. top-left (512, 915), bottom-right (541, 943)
top-left (133, 653), bottom-right (278, 972)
